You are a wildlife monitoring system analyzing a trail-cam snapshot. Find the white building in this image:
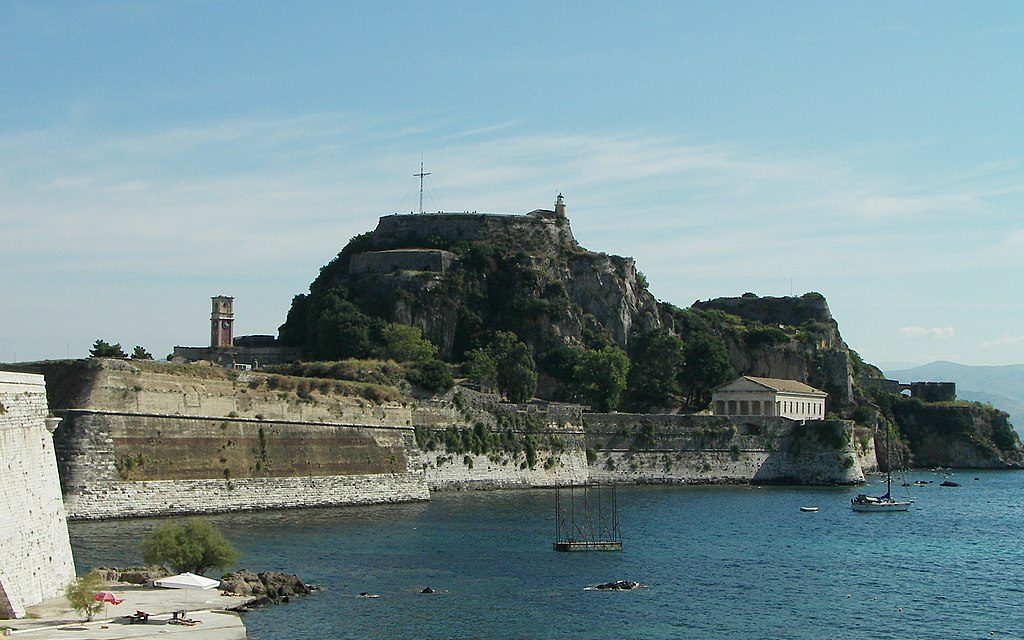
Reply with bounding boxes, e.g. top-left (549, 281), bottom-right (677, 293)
top-left (712, 376), bottom-right (827, 420)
